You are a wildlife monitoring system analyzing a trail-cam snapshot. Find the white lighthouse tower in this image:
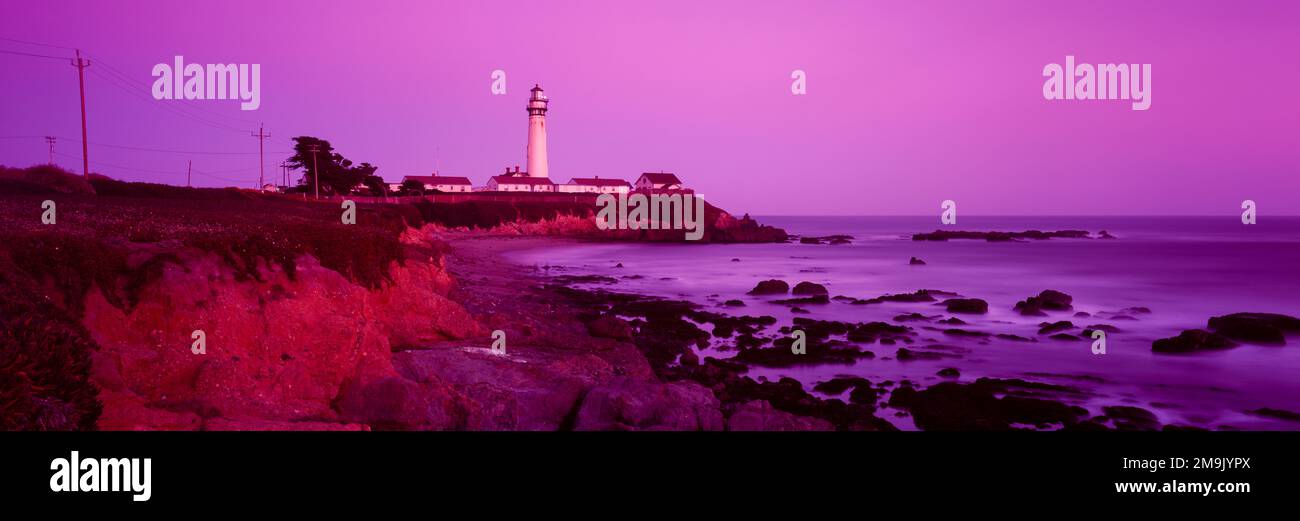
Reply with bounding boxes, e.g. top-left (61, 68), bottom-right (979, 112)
top-left (526, 84), bottom-right (549, 178)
